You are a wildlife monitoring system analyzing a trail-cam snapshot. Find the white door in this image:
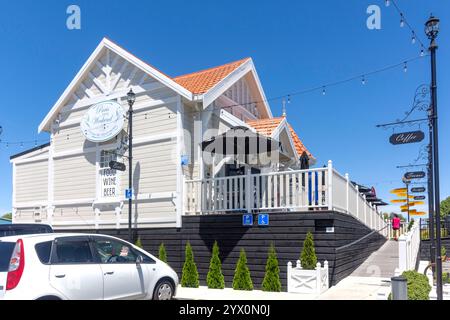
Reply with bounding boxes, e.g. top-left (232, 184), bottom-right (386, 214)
top-left (49, 237), bottom-right (103, 300)
top-left (92, 237), bottom-right (150, 300)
